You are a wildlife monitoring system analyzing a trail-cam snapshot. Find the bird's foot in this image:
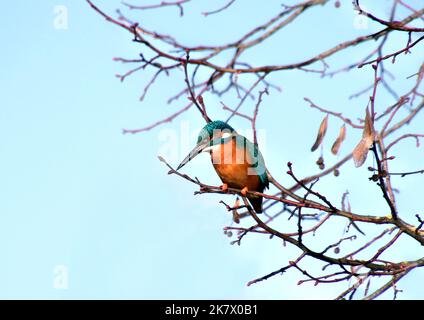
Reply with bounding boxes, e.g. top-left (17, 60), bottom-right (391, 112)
top-left (220, 183), bottom-right (228, 192)
top-left (241, 187), bottom-right (249, 196)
